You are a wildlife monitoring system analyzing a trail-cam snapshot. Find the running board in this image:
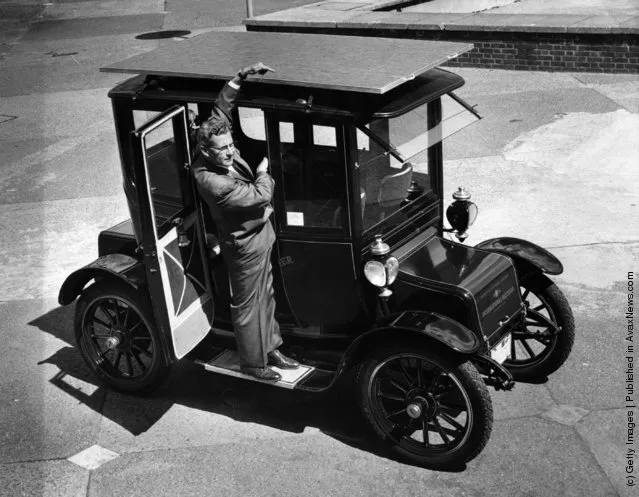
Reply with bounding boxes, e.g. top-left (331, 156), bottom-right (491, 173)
top-left (195, 349), bottom-right (328, 390)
